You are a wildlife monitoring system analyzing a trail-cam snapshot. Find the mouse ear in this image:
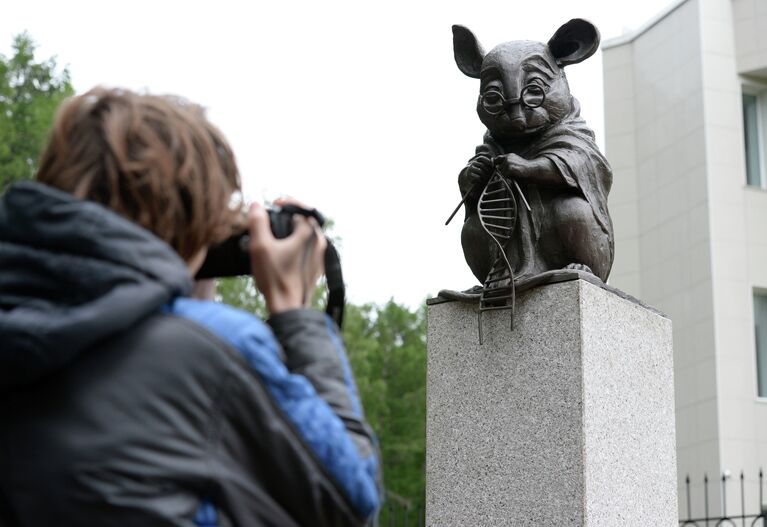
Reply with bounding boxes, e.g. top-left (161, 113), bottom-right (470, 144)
top-left (452, 25), bottom-right (485, 79)
top-left (548, 19), bottom-right (600, 67)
